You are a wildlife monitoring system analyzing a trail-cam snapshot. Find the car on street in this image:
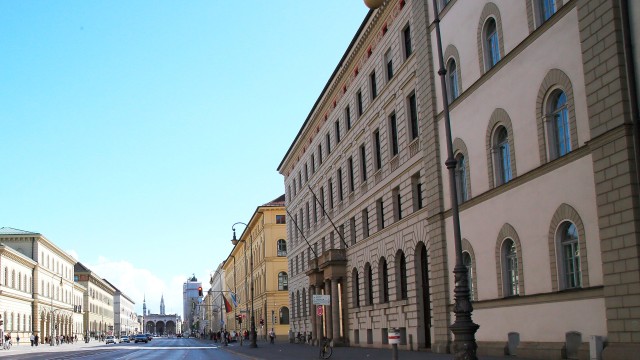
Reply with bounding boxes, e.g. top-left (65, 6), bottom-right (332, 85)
top-left (146, 333), bottom-right (153, 341)
top-left (105, 336), bottom-right (116, 344)
top-left (120, 336), bottom-right (130, 343)
top-left (134, 334), bottom-right (148, 343)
